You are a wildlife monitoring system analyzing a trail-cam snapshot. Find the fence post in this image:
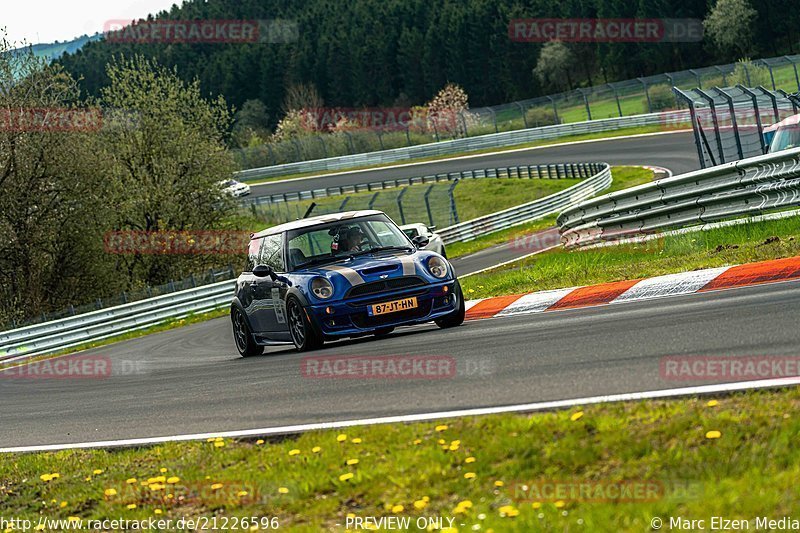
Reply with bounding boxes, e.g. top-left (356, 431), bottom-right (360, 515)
top-left (689, 69), bottom-right (701, 88)
top-left (458, 111), bottom-right (469, 137)
top-left (515, 102), bottom-right (528, 128)
top-left (638, 78), bottom-right (652, 113)
top-left (447, 180), bottom-right (460, 225)
top-left (376, 131), bottom-right (385, 151)
top-left (432, 119), bottom-right (440, 142)
top-left (580, 88), bottom-right (592, 121)
top-left (759, 60), bottom-right (776, 90)
top-left (338, 196), bottom-right (350, 210)
top-left (609, 84), bottom-right (622, 117)
top-left (121, 291), bottom-right (128, 304)
top-left (713, 65), bottom-right (727, 86)
top-left (487, 107), bottom-right (499, 133)
top-left (396, 187), bottom-right (408, 225)
top-left (405, 125), bottom-right (411, 146)
top-left (547, 95), bottom-right (560, 124)
top-left (423, 184), bottom-right (435, 227)
top-left (317, 135), bottom-right (328, 158)
top-left (784, 56), bottom-right (800, 91)
top-left (368, 191), bottom-right (380, 210)
top-left (344, 131), bottom-right (355, 154)
top-left (712, 88), bottom-right (743, 160)
top-left (695, 88), bottom-right (726, 164)
top-left (291, 138), bottom-right (302, 162)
